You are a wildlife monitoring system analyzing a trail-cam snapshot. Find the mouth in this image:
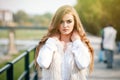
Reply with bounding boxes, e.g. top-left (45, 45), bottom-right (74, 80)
top-left (63, 29), bottom-right (68, 32)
